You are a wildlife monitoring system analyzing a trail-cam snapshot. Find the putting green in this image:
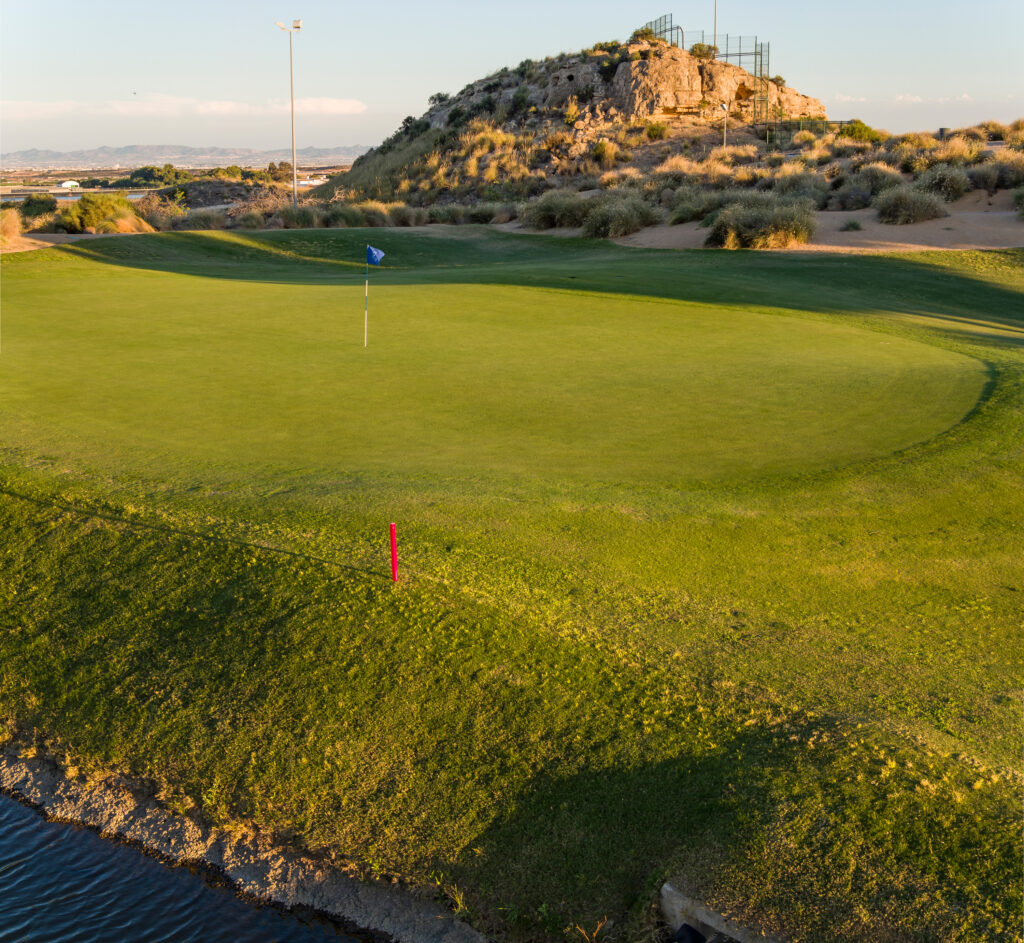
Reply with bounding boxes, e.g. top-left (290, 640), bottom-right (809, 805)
top-left (0, 273), bottom-right (984, 491)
